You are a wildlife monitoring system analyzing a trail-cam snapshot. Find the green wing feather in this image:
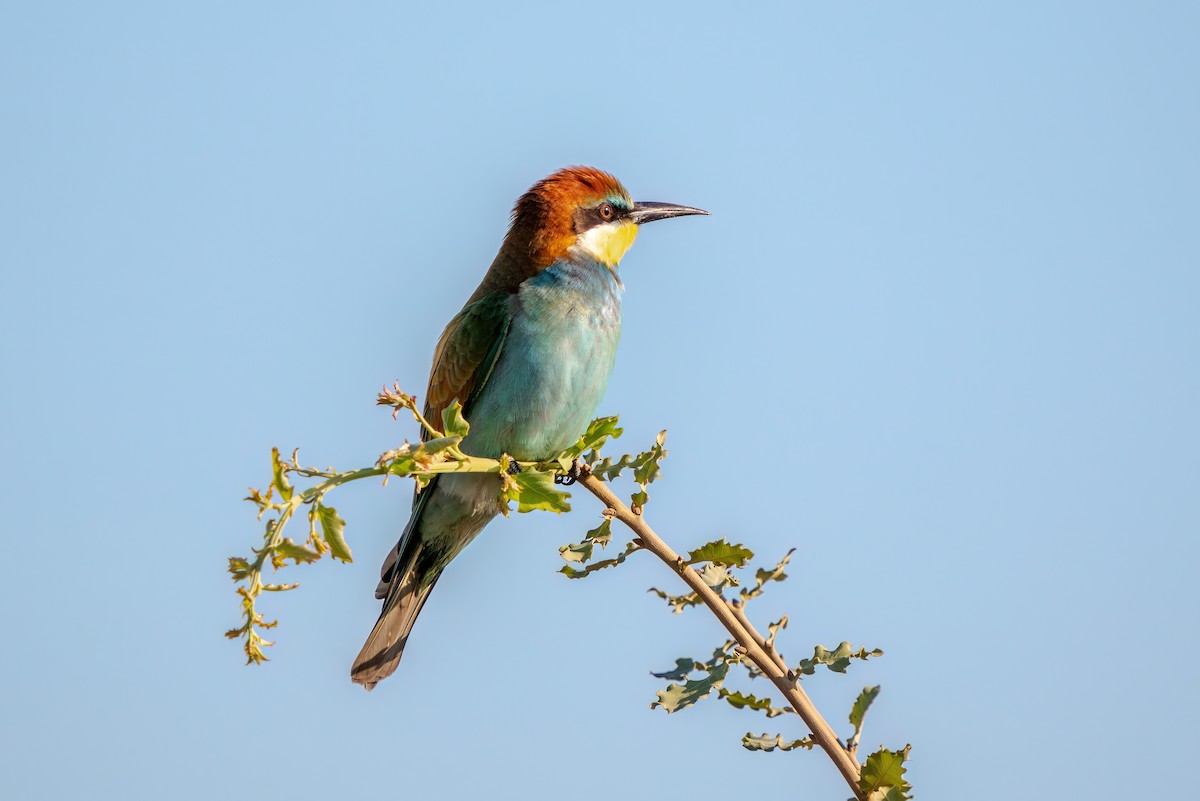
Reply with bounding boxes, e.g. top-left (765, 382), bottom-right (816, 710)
top-left (423, 291), bottom-right (512, 440)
